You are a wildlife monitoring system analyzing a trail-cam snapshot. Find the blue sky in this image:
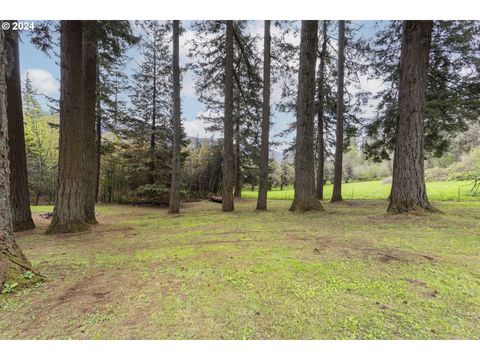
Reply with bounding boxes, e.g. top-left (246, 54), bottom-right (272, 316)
top-left (19, 20), bottom-right (385, 149)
